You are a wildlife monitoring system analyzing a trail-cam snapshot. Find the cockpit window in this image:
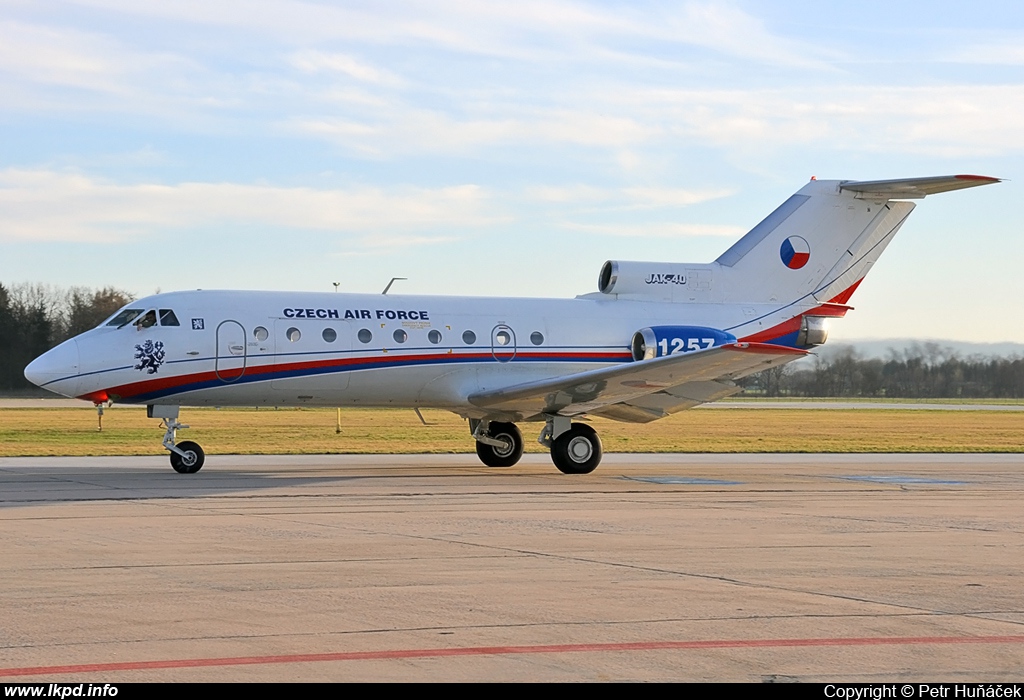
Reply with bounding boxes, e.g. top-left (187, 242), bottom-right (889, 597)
top-left (159, 309), bottom-right (180, 327)
top-left (106, 309), bottom-right (144, 328)
top-left (134, 310), bottom-right (157, 329)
